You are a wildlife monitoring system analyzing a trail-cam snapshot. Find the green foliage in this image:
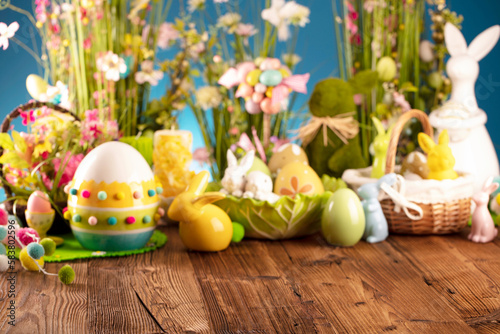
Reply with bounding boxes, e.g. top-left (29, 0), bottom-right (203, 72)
top-left (0, 133), bottom-right (14, 151)
top-left (0, 152), bottom-right (29, 169)
top-left (321, 175), bottom-right (347, 193)
top-left (349, 70), bottom-right (378, 95)
top-left (308, 78), bottom-right (355, 117)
